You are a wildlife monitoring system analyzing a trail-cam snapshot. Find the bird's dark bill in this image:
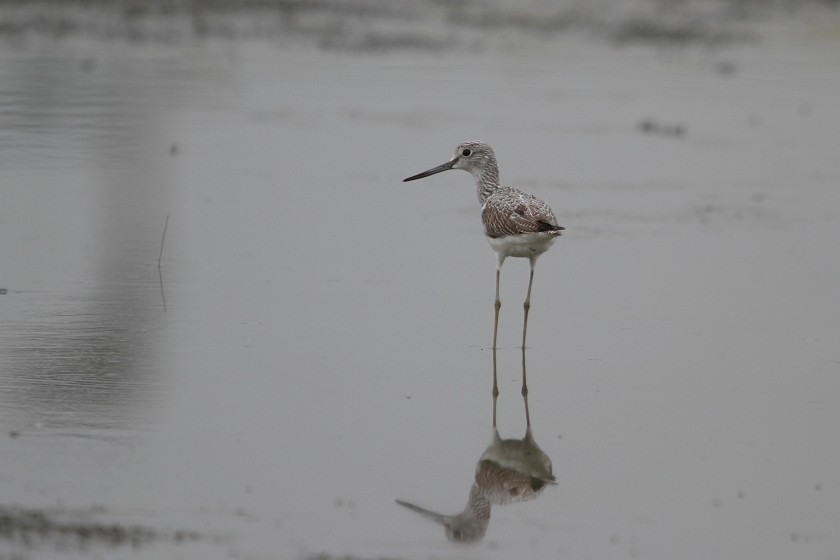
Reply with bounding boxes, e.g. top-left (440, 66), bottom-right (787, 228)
top-left (403, 160), bottom-right (455, 182)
